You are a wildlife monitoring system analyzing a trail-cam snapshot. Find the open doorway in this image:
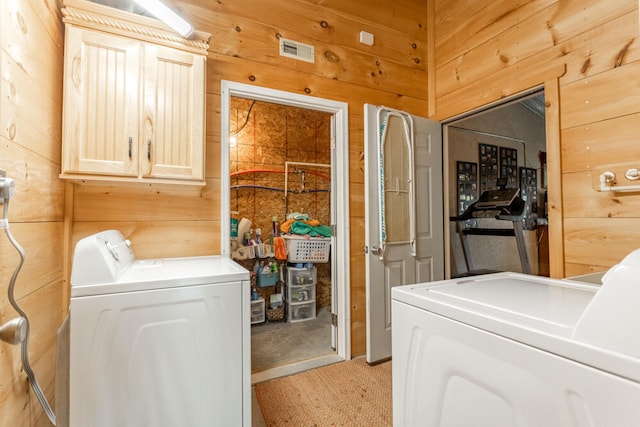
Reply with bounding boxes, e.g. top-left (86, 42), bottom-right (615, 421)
top-left (444, 90), bottom-right (549, 278)
top-left (220, 81), bottom-right (351, 383)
